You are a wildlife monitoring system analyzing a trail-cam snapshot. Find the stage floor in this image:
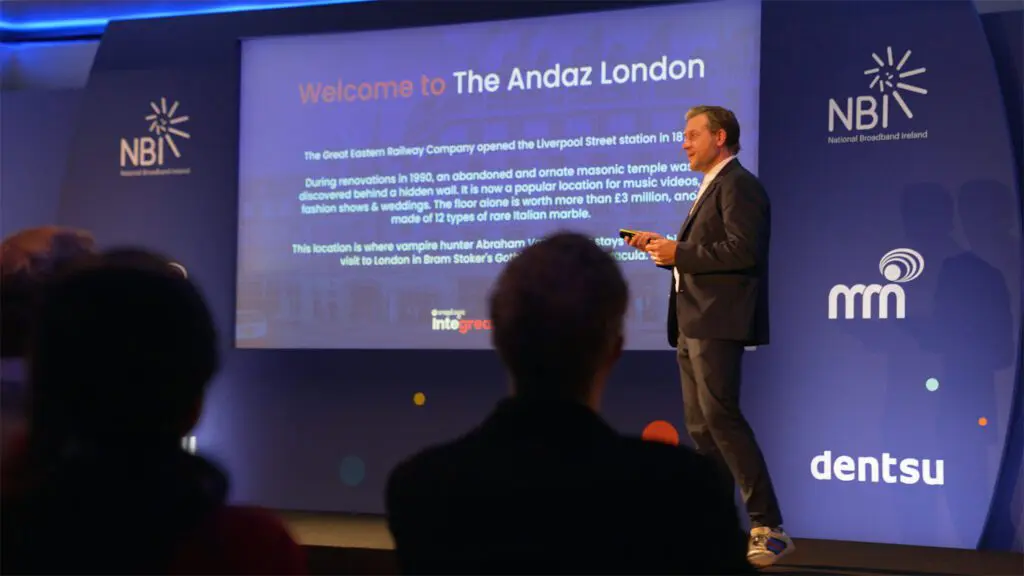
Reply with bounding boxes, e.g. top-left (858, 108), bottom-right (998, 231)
top-left (281, 511), bottom-right (1023, 575)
